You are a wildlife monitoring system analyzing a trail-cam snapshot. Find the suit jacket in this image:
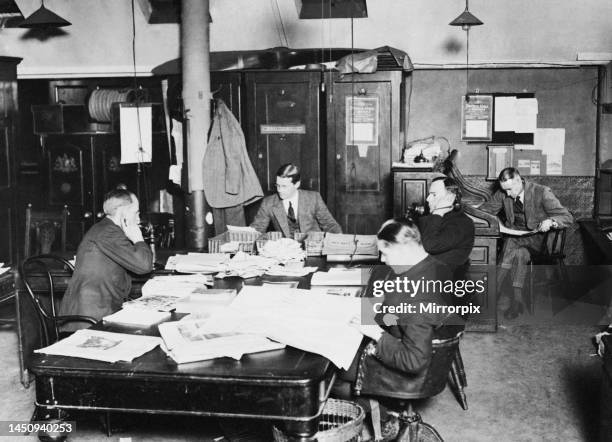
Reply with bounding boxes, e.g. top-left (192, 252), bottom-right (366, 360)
top-left (250, 189), bottom-right (342, 237)
top-left (203, 99), bottom-right (263, 208)
top-left (478, 180), bottom-right (573, 230)
top-left (416, 209), bottom-right (475, 269)
top-left (59, 217), bottom-right (153, 331)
